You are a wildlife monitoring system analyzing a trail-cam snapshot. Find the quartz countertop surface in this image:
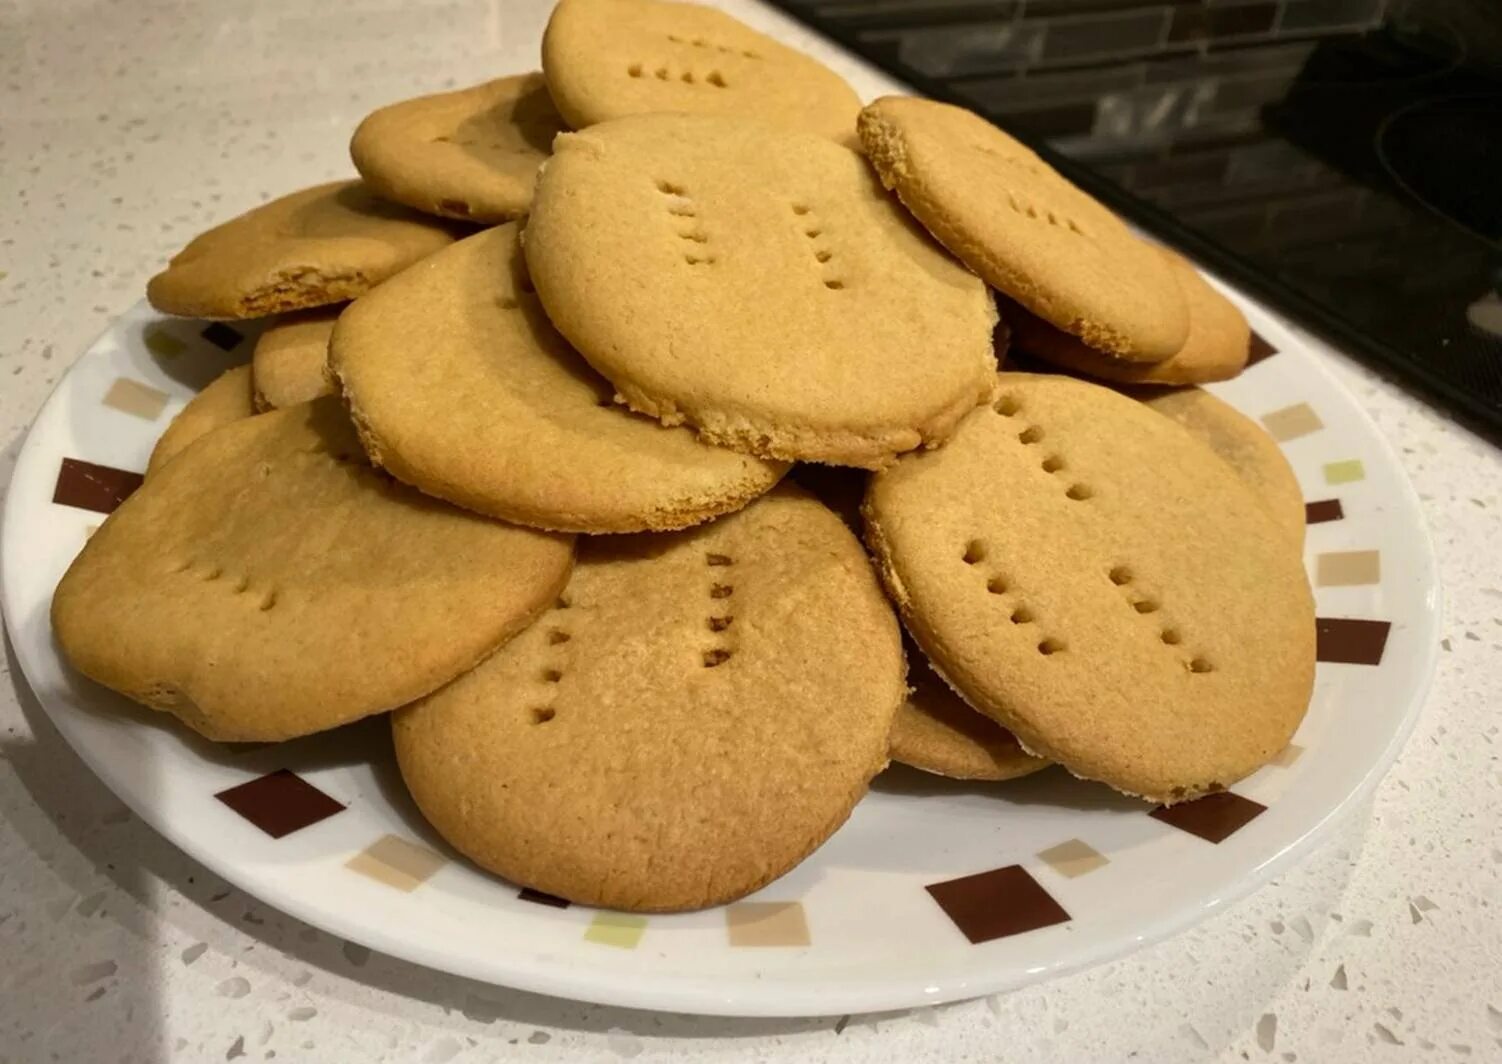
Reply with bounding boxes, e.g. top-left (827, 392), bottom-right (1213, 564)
top-left (3, 1), bottom-right (1500, 1061)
